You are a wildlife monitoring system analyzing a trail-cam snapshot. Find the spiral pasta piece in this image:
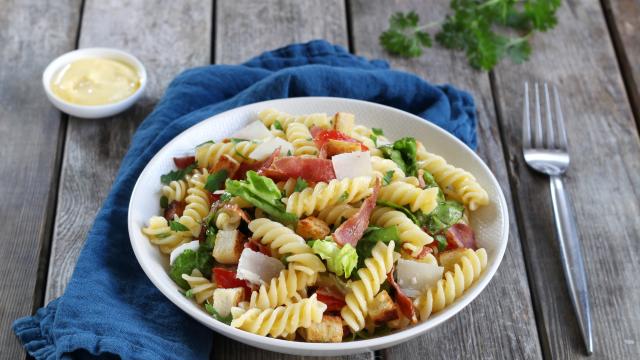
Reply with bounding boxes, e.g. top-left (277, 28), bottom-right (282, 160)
top-left (316, 204), bottom-right (358, 228)
top-left (285, 122), bottom-right (318, 157)
top-left (416, 142), bottom-right (489, 211)
top-left (248, 266), bottom-right (316, 309)
top-left (248, 218), bottom-right (326, 275)
top-left (178, 169), bottom-right (211, 237)
top-left (230, 293), bottom-right (327, 338)
top-left (258, 108), bottom-right (331, 130)
top-left (142, 216), bottom-right (189, 254)
top-left (350, 125), bottom-right (385, 156)
top-left (341, 241), bottom-right (397, 332)
top-left (415, 248), bottom-right (488, 320)
top-left (370, 156), bottom-right (405, 181)
top-left (195, 141), bottom-right (259, 169)
top-left (215, 209), bottom-right (241, 230)
top-left (182, 269), bottom-right (215, 304)
top-left (277, 178), bottom-right (298, 197)
top-left (161, 179), bottom-right (188, 202)
top-left (370, 207), bottom-right (433, 256)
top-left (378, 182), bottom-right (439, 214)
top-left (285, 176), bottom-right (373, 217)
